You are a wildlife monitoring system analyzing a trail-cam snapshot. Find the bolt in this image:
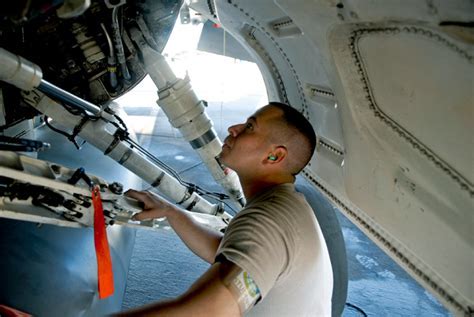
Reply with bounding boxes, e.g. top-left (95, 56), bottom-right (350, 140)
top-left (109, 182), bottom-right (124, 195)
